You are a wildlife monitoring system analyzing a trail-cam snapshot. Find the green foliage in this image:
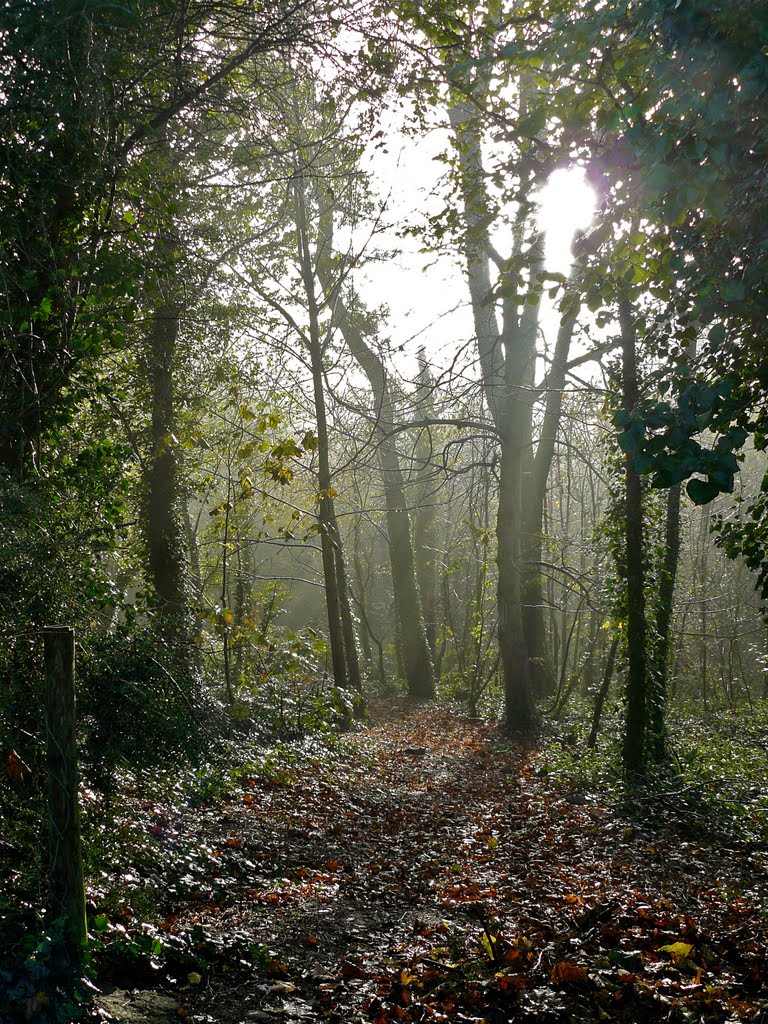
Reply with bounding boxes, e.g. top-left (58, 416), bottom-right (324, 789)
top-left (668, 703), bottom-right (768, 849)
top-left (77, 627), bottom-right (207, 793)
top-left (537, 701), bottom-right (768, 852)
top-left (93, 916), bottom-right (277, 990)
top-left (0, 0), bottom-right (145, 476)
top-left (0, 912), bottom-right (96, 1024)
top-left (613, 372), bottom-right (748, 501)
top-left (534, 711), bottom-right (624, 796)
top-left (714, 483), bottom-right (768, 604)
top-left (243, 669), bottom-right (360, 741)
top-left (0, 471), bottom-right (125, 639)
